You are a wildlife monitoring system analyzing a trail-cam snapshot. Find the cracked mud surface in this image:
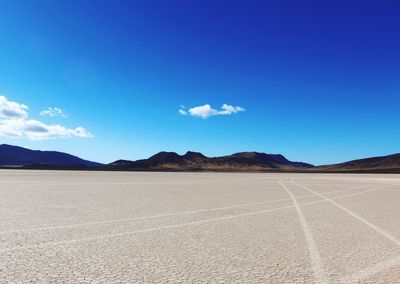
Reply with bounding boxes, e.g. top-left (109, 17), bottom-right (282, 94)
top-left (0, 171), bottom-right (399, 283)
